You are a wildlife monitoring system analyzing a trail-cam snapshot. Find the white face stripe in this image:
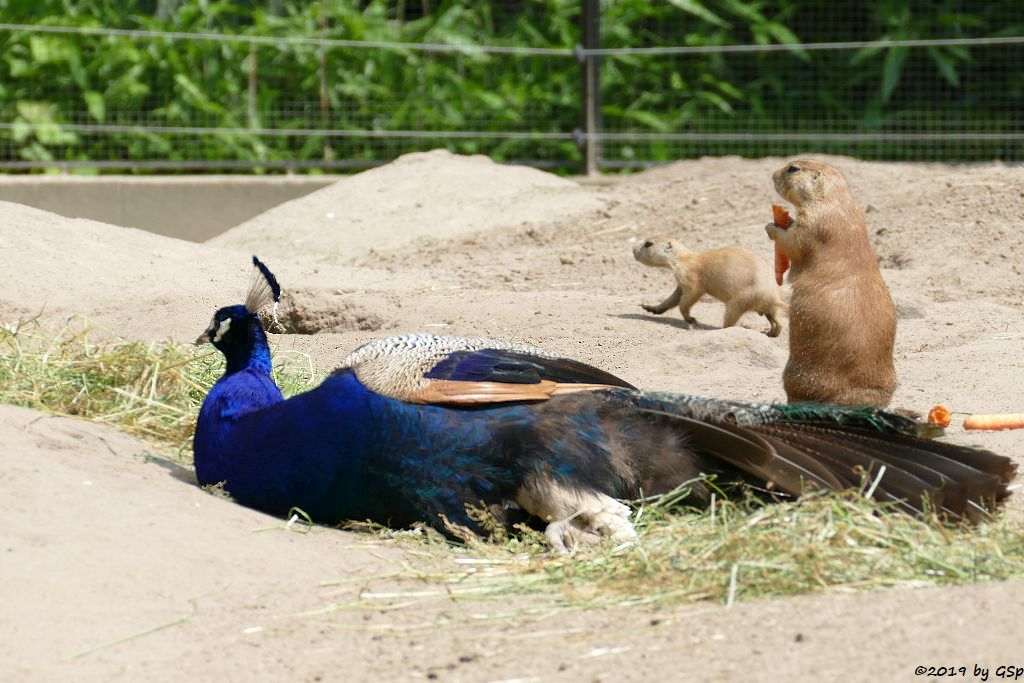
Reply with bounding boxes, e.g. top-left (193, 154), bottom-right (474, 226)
top-left (212, 317), bottom-right (232, 343)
